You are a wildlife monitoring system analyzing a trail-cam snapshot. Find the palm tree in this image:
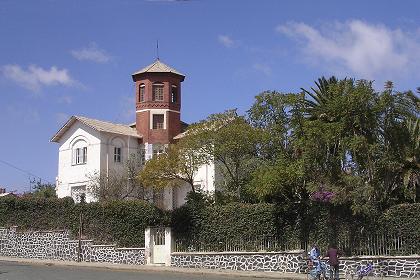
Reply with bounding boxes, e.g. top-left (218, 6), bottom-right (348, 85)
top-left (301, 76), bottom-right (339, 120)
top-left (402, 118), bottom-right (420, 201)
